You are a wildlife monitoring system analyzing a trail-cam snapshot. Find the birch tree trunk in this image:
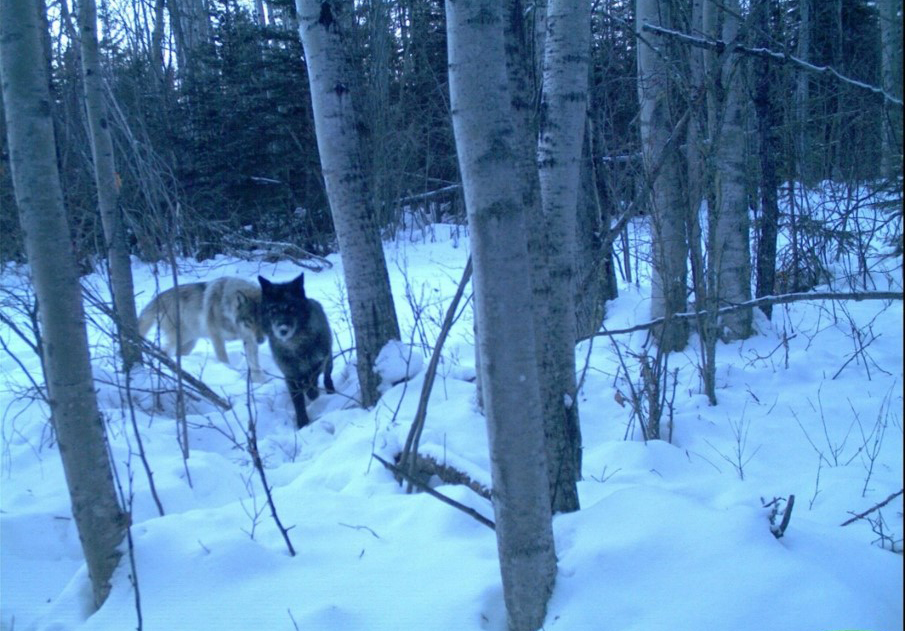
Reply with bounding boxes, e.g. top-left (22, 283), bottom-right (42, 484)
top-left (0, 0), bottom-right (126, 608)
top-left (636, 0), bottom-right (689, 352)
top-left (79, 0), bottom-right (142, 369)
top-left (169, 0), bottom-right (211, 78)
top-left (707, 0), bottom-right (752, 341)
top-left (447, 0), bottom-right (557, 628)
top-left (295, 0), bottom-right (400, 408)
top-left (535, 0), bottom-right (590, 513)
top-left (879, 0), bottom-right (903, 178)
